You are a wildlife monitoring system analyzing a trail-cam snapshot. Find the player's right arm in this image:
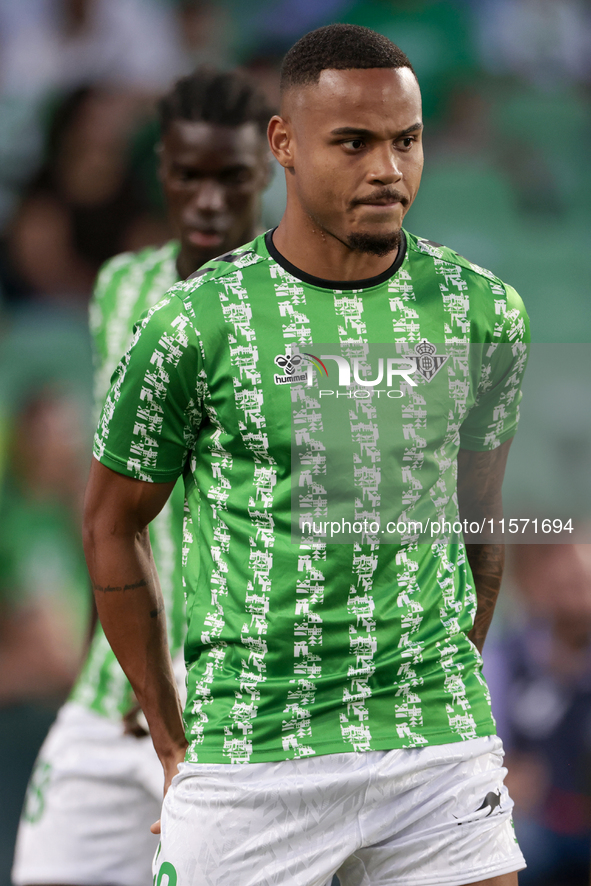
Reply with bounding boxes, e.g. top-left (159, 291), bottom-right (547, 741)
top-left (83, 288), bottom-right (202, 807)
top-left (83, 459), bottom-right (186, 788)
